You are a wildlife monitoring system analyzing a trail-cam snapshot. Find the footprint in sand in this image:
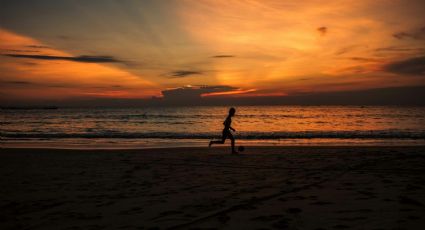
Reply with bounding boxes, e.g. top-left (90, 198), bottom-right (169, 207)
top-left (335, 208), bottom-right (372, 214)
top-left (293, 195), bottom-right (306, 200)
top-left (251, 214), bottom-right (283, 222)
top-left (381, 179), bottom-right (393, 184)
top-left (405, 184), bottom-right (422, 191)
top-left (286, 208), bottom-right (302, 214)
top-left (333, 224), bottom-right (350, 229)
top-left (119, 206), bottom-right (143, 215)
top-left (218, 213), bottom-right (230, 224)
top-left (407, 215), bottom-right (421, 220)
top-left (133, 165), bottom-right (141, 170)
top-left (310, 201), bottom-right (334, 205)
top-left (151, 210), bottom-right (183, 220)
top-left (398, 196), bottom-right (424, 206)
top-left (278, 198), bottom-right (287, 202)
top-left (272, 218), bottom-right (290, 229)
top-left (337, 216), bottom-right (367, 221)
